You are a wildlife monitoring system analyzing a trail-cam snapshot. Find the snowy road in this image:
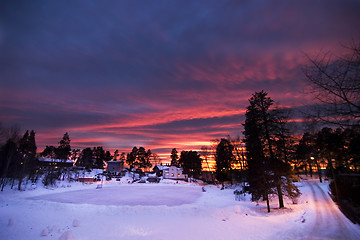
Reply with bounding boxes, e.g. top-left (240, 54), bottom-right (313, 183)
top-left (304, 181), bottom-right (360, 240)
